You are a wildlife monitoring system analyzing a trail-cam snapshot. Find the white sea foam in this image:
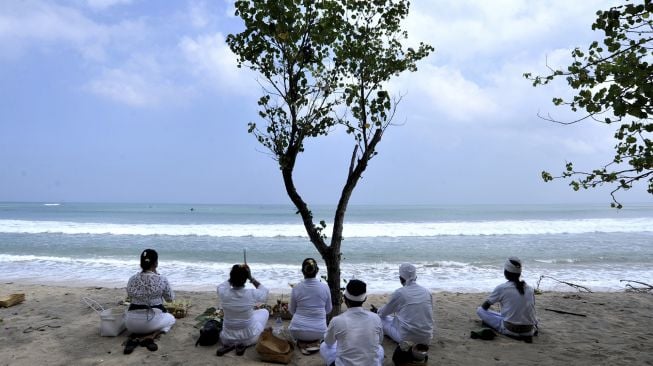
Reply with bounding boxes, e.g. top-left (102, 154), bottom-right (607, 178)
top-left (1, 217), bottom-right (652, 237)
top-left (0, 254), bottom-right (650, 293)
